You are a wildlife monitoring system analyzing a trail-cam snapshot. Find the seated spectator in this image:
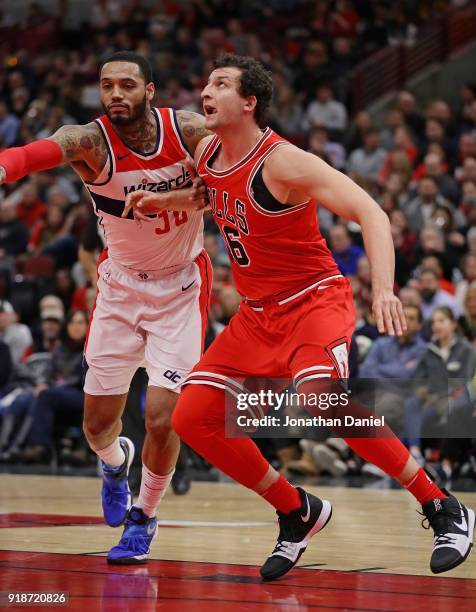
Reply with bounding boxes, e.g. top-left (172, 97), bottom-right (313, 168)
top-left (404, 307), bottom-right (476, 474)
top-left (418, 269), bottom-right (463, 321)
top-left (455, 253), bottom-right (476, 307)
top-left (404, 176), bottom-right (455, 232)
top-left (0, 300), bottom-right (32, 365)
top-left (396, 90), bottom-right (425, 139)
top-left (16, 310), bottom-right (88, 463)
top-left (329, 224), bottom-right (364, 277)
top-left (270, 84), bottom-right (305, 137)
top-left (0, 101), bottom-right (20, 147)
top-left (28, 204), bottom-right (78, 269)
top-left (304, 84), bottom-right (348, 138)
top-left (0, 201), bottom-right (29, 256)
top-left (347, 128), bottom-right (387, 190)
top-left (416, 152), bottom-right (460, 205)
top-left (460, 282), bottom-right (476, 342)
top-left (14, 182), bottom-right (47, 230)
top-left (420, 255), bottom-right (455, 295)
top-left (380, 107), bottom-right (406, 150)
top-left (307, 126), bottom-right (346, 170)
top-left (344, 110), bottom-right (372, 152)
top-left (359, 306), bottom-right (424, 435)
top-left (0, 338), bottom-right (13, 391)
